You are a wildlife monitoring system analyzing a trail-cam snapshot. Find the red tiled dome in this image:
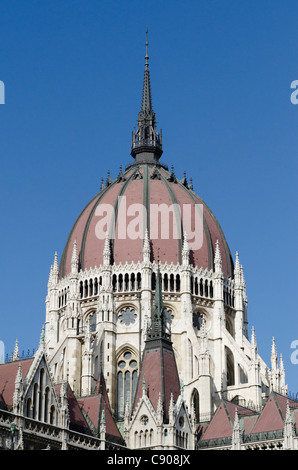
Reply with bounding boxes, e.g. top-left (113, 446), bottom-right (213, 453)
top-left (59, 163), bottom-right (233, 278)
